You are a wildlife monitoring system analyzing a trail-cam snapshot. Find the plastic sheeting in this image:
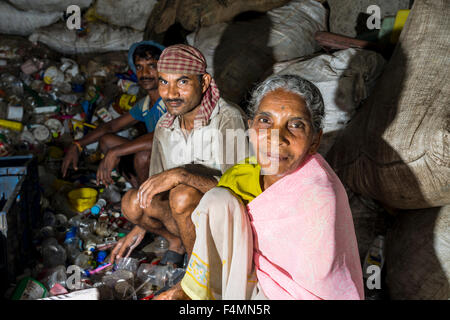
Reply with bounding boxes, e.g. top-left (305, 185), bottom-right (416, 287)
top-left (272, 48), bottom-right (386, 156)
top-left (0, 2), bottom-right (62, 36)
top-left (29, 22), bottom-right (144, 55)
